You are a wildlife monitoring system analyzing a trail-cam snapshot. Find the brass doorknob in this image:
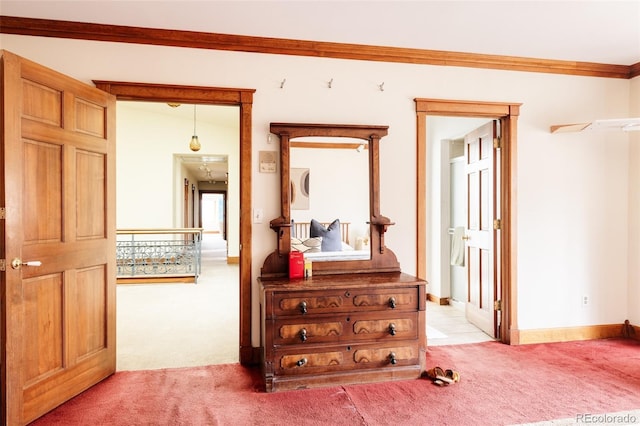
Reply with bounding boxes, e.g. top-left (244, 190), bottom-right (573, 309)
top-left (11, 258), bottom-right (42, 270)
top-left (461, 235), bottom-right (470, 240)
